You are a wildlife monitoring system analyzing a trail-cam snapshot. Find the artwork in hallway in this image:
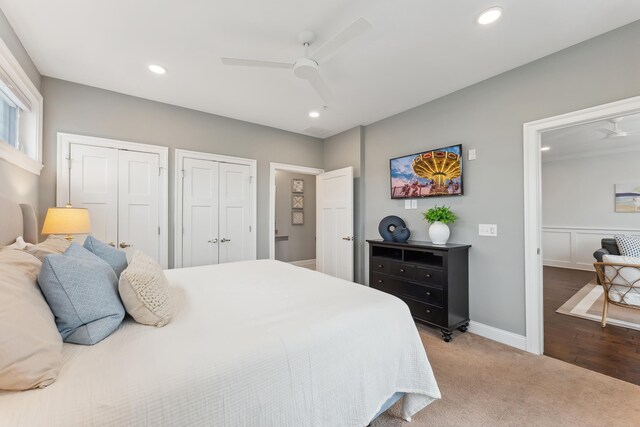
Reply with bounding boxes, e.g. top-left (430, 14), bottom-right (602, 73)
top-left (615, 183), bottom-right (640, 212)
top-left (390, 144), bottom-right (463, 199)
